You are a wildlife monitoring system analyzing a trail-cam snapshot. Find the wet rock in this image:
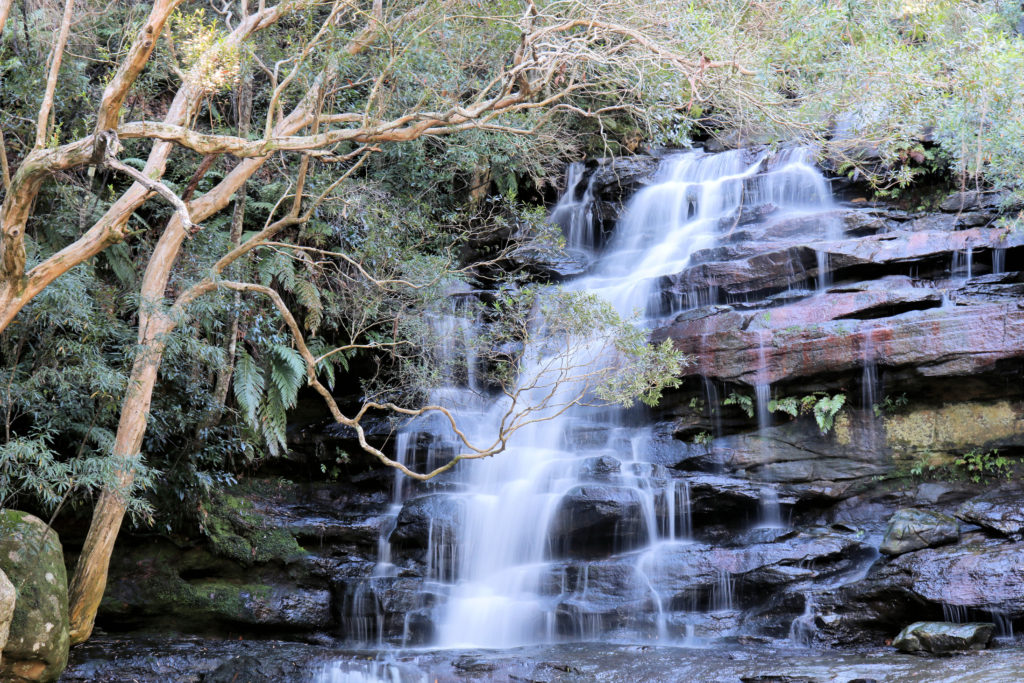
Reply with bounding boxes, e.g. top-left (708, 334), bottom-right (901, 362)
top-left (509, 244), bottom-right (589, 279)
top-left (0, 510), bottom-right (70, 683)
top-left (549, 486), bottom-right (647, 557)
top-left (579, 455), bottom-right (622, 480)
top-left (589, 155), bottom-right (660, 200)
top-left (390, 494), bottom-right (464, 550)
top-left (938, 190), bottom-right (1016, 212)
top-left (656, 299), bottom-right (1024, 386)
top-left (335, 575), bottom-right (438, 644)
top-left (837, 536), bottom-right (1024, 641)
top-left (893, 621), bottom-right (994, 653)
top-left (679, 414), bottom-right (890, 504)
top-left (685, 474), bottom-right (789, 518)
top-left (0, 569), bottom-right (13, 667)
top-left (203, 653), bottom-right (308, 682)
top-left (643, 528), bottom-right (869, 608)
top-left (955, 489), bottom-right (1024, 538)
top-left (100, 540), bottom-right (333, 633)
top-left (879, 508), bottom-right (959, 556)
top-left (905, 213), bottom-right (958, 232)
